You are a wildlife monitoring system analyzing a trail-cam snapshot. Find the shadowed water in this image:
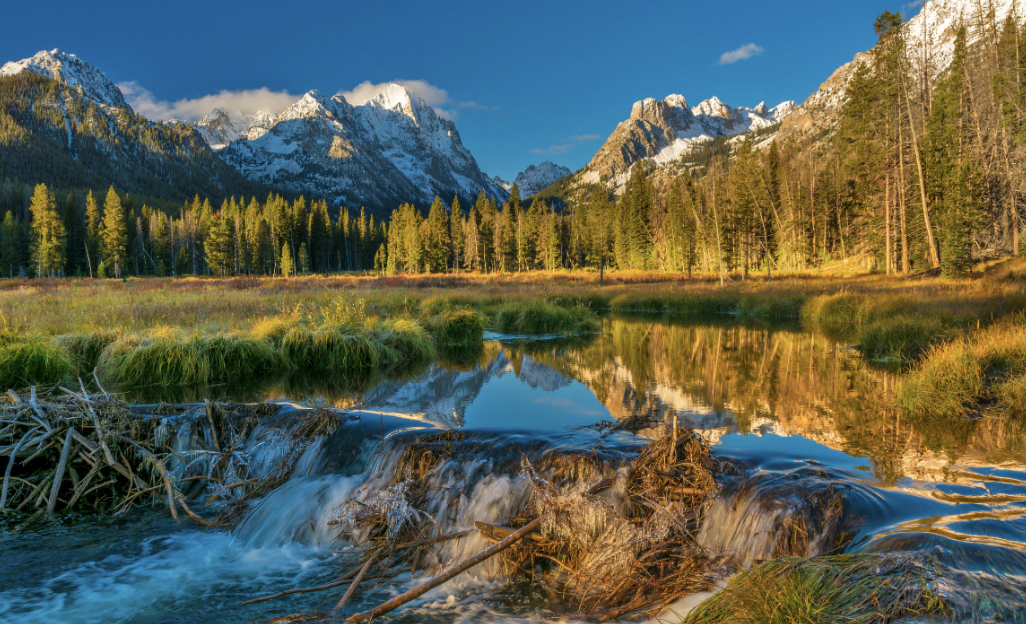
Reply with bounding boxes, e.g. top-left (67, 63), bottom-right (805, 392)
top-left (2, 316), bottom-right (1025, 623)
